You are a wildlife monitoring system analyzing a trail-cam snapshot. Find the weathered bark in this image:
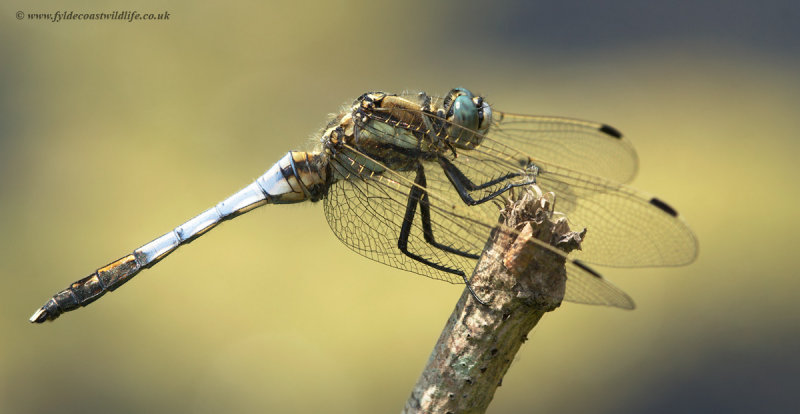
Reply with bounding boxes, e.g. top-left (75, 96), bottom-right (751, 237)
top-left (403, 188), bottom-right (585, 414)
